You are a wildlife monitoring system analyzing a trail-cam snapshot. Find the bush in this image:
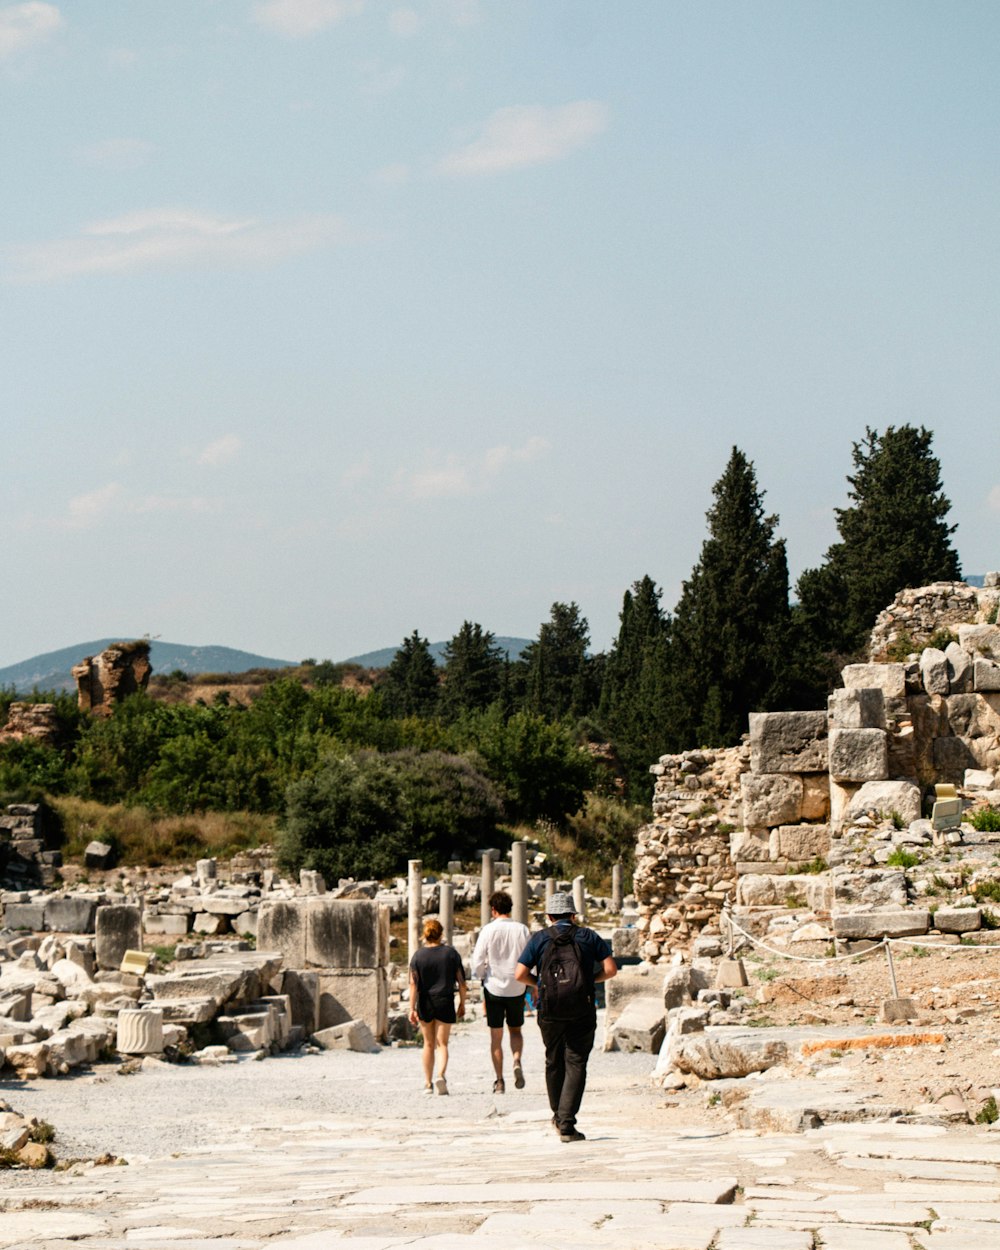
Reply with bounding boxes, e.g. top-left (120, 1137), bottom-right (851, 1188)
top-left (886, 847), bottom-right (920, 868)
top-left (563, 793), bottom-right (646, 872)
top-left (970, 806), bottom-right (1000, 833)
top-left (279, 749), bottom-right (503, 882)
